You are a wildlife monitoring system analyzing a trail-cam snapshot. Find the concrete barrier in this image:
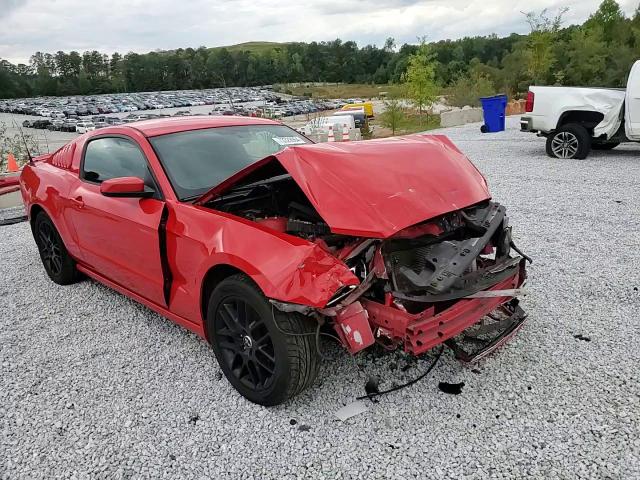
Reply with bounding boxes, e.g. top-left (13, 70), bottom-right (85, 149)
top-left (439, 99), bottom-right (526, 128)
top-left (440, 108), bottom-right (483, 128)
top-left (306, 128), bottom-right (360, 143)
